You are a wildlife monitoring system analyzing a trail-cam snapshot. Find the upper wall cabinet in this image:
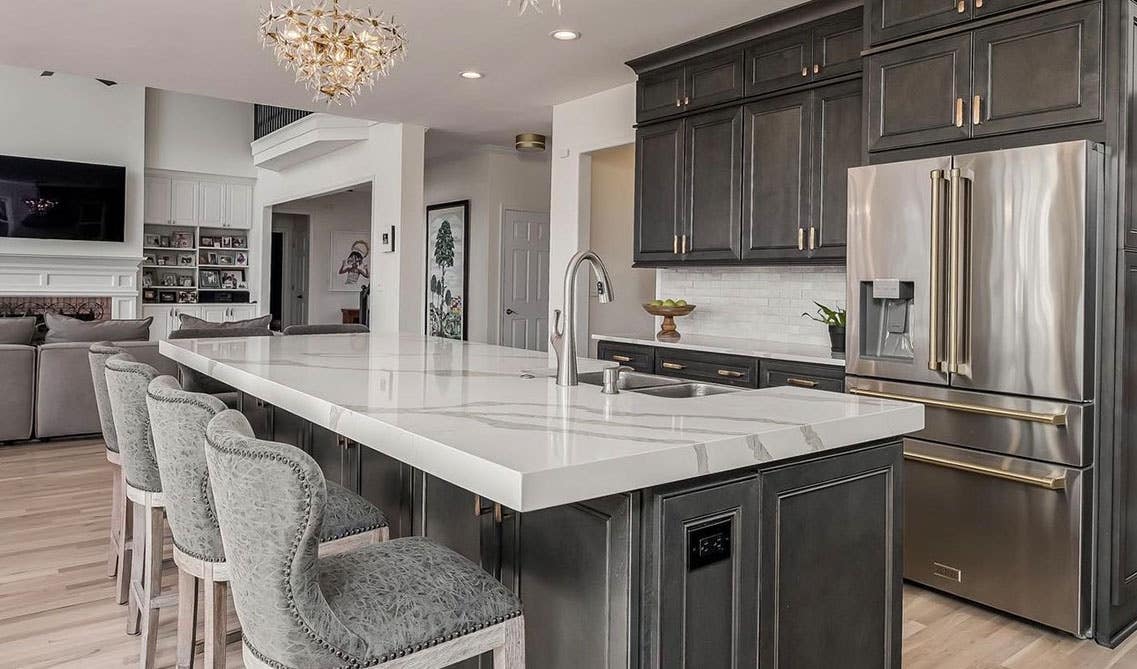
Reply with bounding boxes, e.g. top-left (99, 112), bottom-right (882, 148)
top-left (867, 2), bottom-right (1102, 152)
top-left (143, 171), bottom-right (255, 230)
top-left (635, 51), bottom-right (745, 123)
top-left (866, 0), bottom-right (1052, 47)
top-left (744, 8), bottom-right (862, 97)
